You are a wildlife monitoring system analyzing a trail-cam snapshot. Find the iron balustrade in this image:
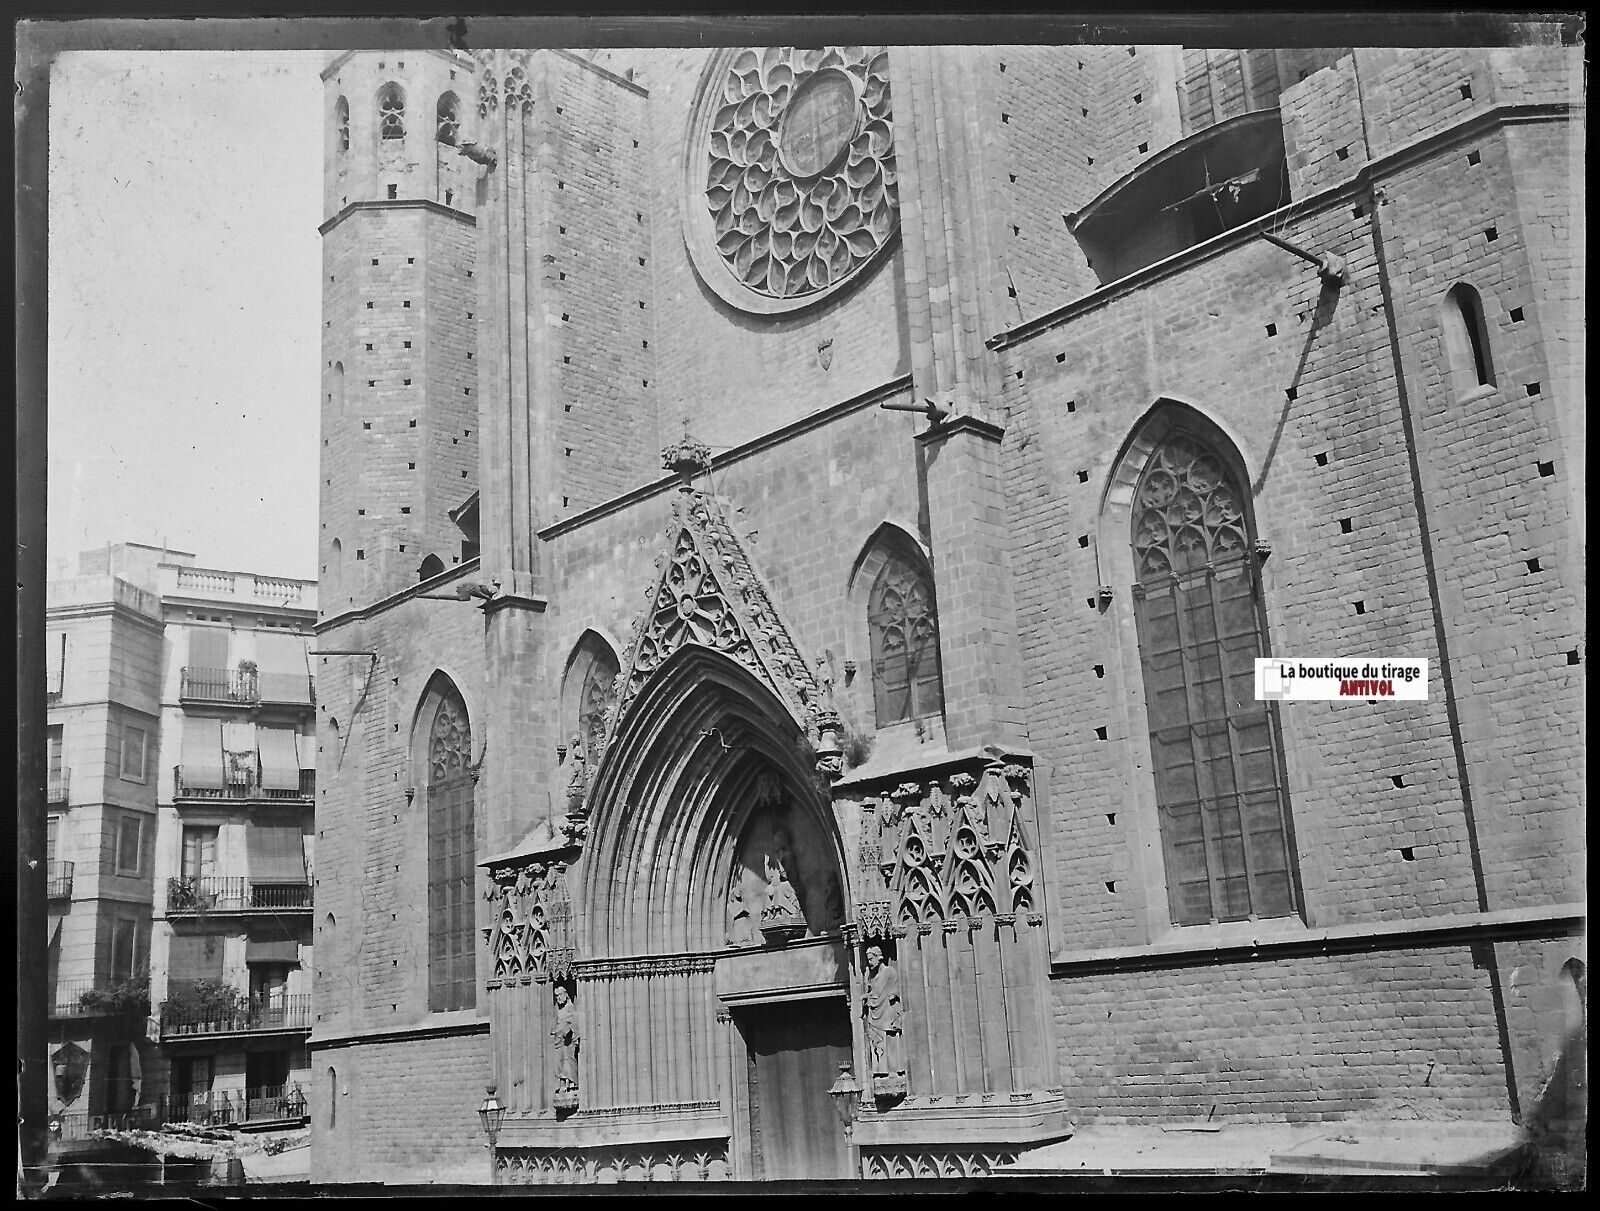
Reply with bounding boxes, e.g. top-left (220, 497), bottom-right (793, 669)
top-left (160, 1083), bottom-right (308, 1127)
top-left (47, 860), bottom-right (74, 899)
top-left (49, 1108), bottom-right (158, 1141)
top-left (166, 876), bottom-right (312, 914)
top-left (48, 769), bottom-right (69, 802)
top-left (50, 978), bottom-right (142, 1018)
top-left (180, 665), bottom-right (315, 705)
top-left (159, 993), bottom-right (313, 1037)
top-left (173, 766), bottom-right (315, 801)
